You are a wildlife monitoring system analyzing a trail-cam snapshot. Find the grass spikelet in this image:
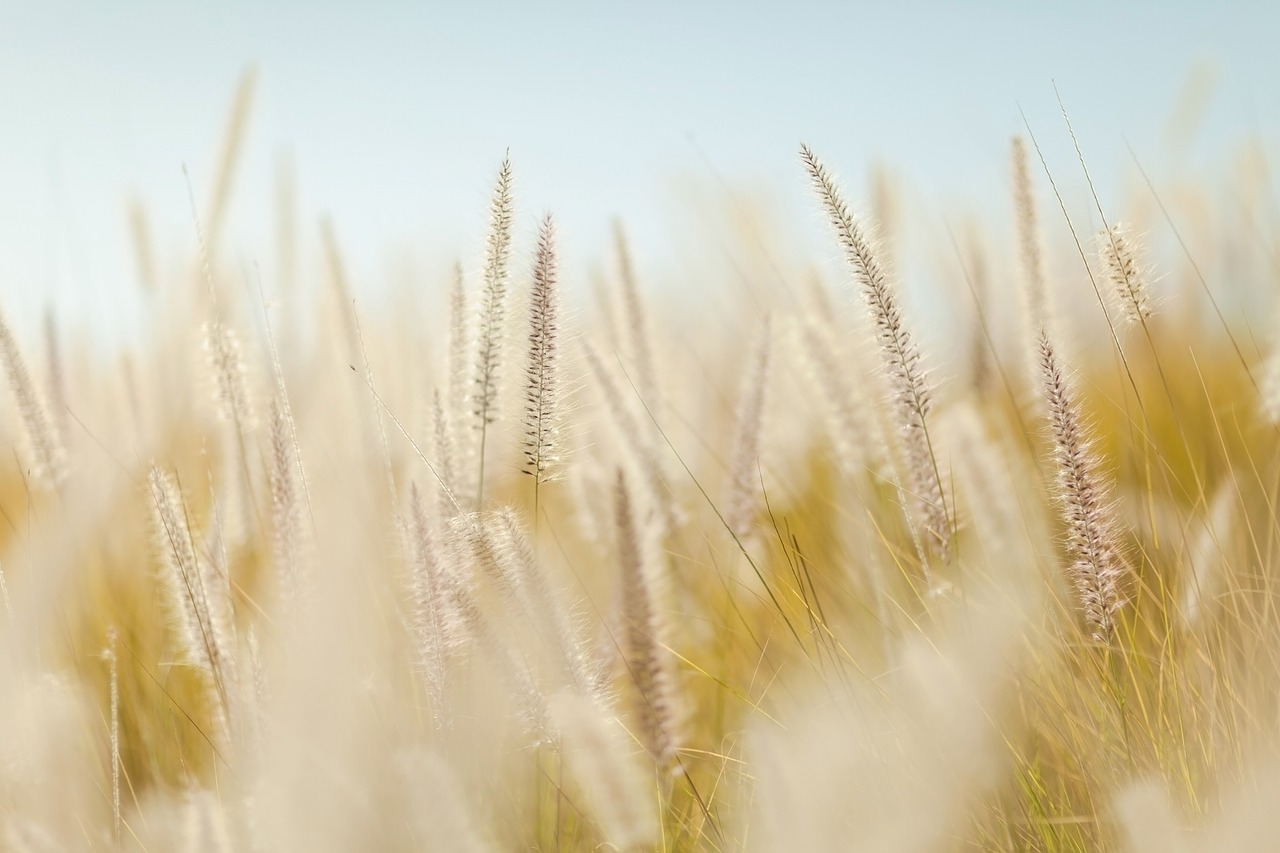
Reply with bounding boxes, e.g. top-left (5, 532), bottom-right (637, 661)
top-left (268, 397), bottom-right (304, 617)
top-left (963, 222), bottom-right (994, 392)
top-left (202, 65), bottom-right (257, 260)
top-left (407, 484), bottom-right (461, 731)
top-left (582, 340), bottom-right (679, 533)
top-left (442, 513), bottom-right (551, 739)
top-left (147, 466), bottom-right (235, 738)
top-left (488, 506), bottom-right (599, 694)
top-left (613, 469), bottom-right (681, 777)
top-left (612, 221), bottom-right (660, 414)
top-left (789, 314), bottom-right (878, 476)
top-left (725, 317), bottom-right (772, 539)
top-left (0, 309), bottom-right (66, 487)
top-left (432, 389), bottom-right (460, 518)
top-left (446, 261), bottom-right (473, 506)
top-left (1036, 328), bottom-right (1127, 642)
top-left (1098, 222), bottom-right (1154, 325)
top-left (1011, 135), bottom-right (1049, 334)
top-left (800, 144), bottom-right (949, 561)
top-left (470, 154), bottom-right (515, 505)
top-left (549, 689), bottom-right (660, 850)
top-left (523, 212), bottom-right (565, 485)
top-left (202, 319), bottom-right (256, 433)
